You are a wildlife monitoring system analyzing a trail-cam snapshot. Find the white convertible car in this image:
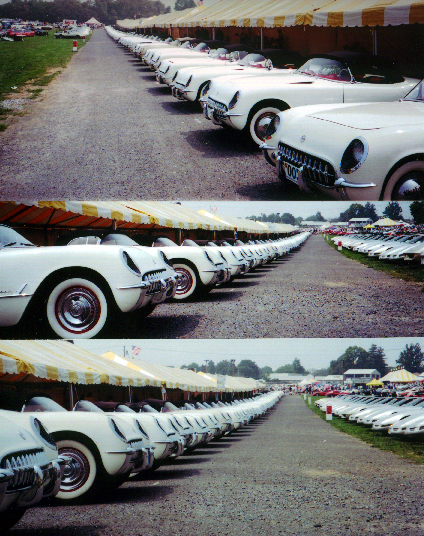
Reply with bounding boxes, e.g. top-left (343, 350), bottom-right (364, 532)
top-left (0, 412), bottom-right (64, 531)
top-left (261, 78), bottom-right (424, 201)
top-left (202, 51), bottom-right (419, 145)
top-left (19, 397), bottom-right (151, 502)
top-left (0, 225), bottom-right (177, 338)
top-left (172, 49), bottom-right (303, 104)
